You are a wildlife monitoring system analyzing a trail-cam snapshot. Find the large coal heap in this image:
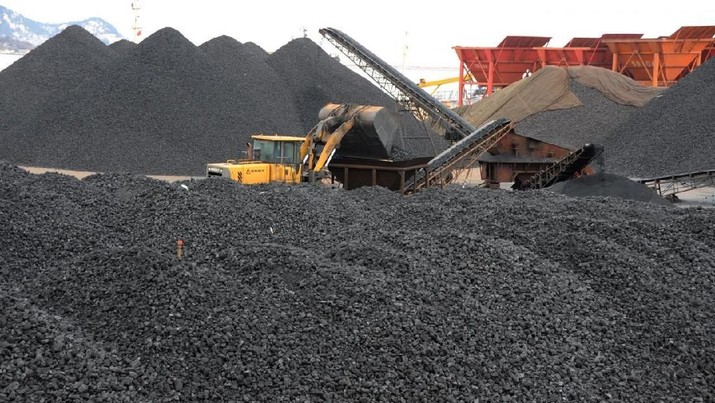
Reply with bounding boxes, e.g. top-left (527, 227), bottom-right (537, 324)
top-left (0, 26), bottom-right (119, 163)
top-left (515, 80), bottom-right (638, 151)
top-left (2, 161), bottom-right (714, 401)
top-left (107, 38), bottom-right (137, 55)
top-left (266, 38), bottom-right (445, 158)
top-left (484, 63), bottom-right (712, 179)
top-left (0, 26), bottom-right (439, 175)
top-left (8, 26), bottom-right (299, 176)
top-left (267, 38), bottom-right (393, 130)
top-left (603, 57), bottom-right (715, 178)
